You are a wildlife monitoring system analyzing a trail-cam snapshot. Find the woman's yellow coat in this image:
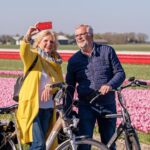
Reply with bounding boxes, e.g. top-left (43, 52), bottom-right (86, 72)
top-left (16, 41), bottom-right (64, 148)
